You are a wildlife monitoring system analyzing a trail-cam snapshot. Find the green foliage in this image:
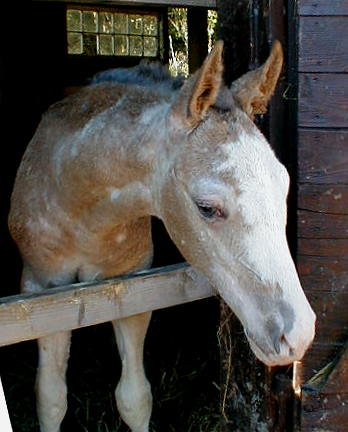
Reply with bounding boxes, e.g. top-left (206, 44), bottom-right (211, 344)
top-left (168, 8), bottom-right (219, 77)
